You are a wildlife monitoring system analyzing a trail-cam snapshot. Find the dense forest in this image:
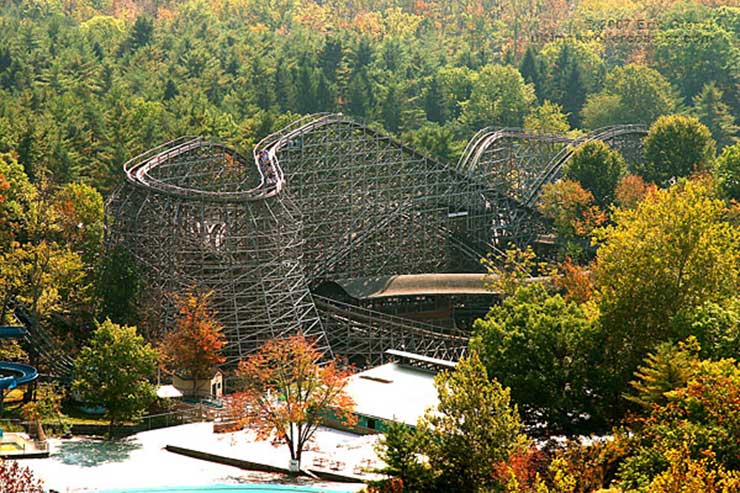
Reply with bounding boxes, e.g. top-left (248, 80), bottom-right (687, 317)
top-left (0, 0), bottom-right (737, 193)
top-left (2, 0), bottom-right (740, 491)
